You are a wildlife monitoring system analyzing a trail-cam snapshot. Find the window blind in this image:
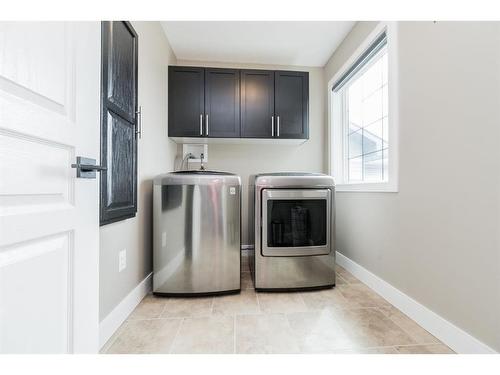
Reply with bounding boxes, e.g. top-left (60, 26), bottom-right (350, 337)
top-left (332, 31), bottom-right (387, 92)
